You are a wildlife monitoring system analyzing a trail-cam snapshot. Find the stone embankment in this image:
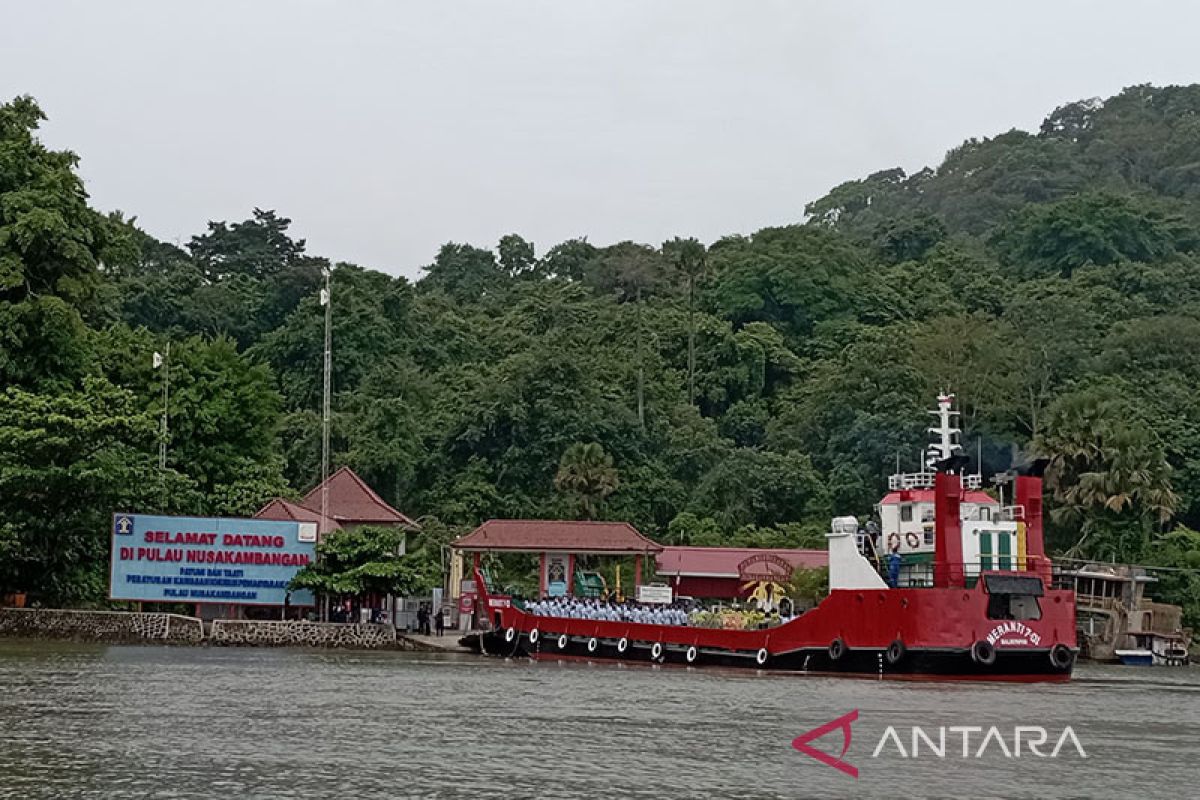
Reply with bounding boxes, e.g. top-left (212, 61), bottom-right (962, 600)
top-left (0, 608), bottom-right (203, 643)
top-left (0, 608), bottom-right (467, 651)
top-left (209, 619), bottom-right (400, 649)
